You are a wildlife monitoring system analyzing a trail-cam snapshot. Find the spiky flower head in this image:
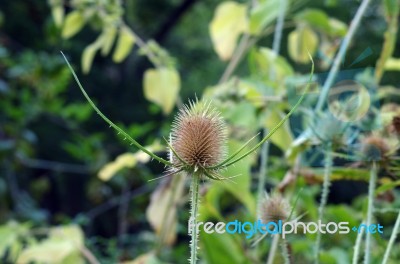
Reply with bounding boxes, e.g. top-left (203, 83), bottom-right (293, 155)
top-left (169, 100), bottom-right (227, 178)
top-left (260, 193), bottom-right (290, 224)
top-left (360, 135), bottom-right (390, 162)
